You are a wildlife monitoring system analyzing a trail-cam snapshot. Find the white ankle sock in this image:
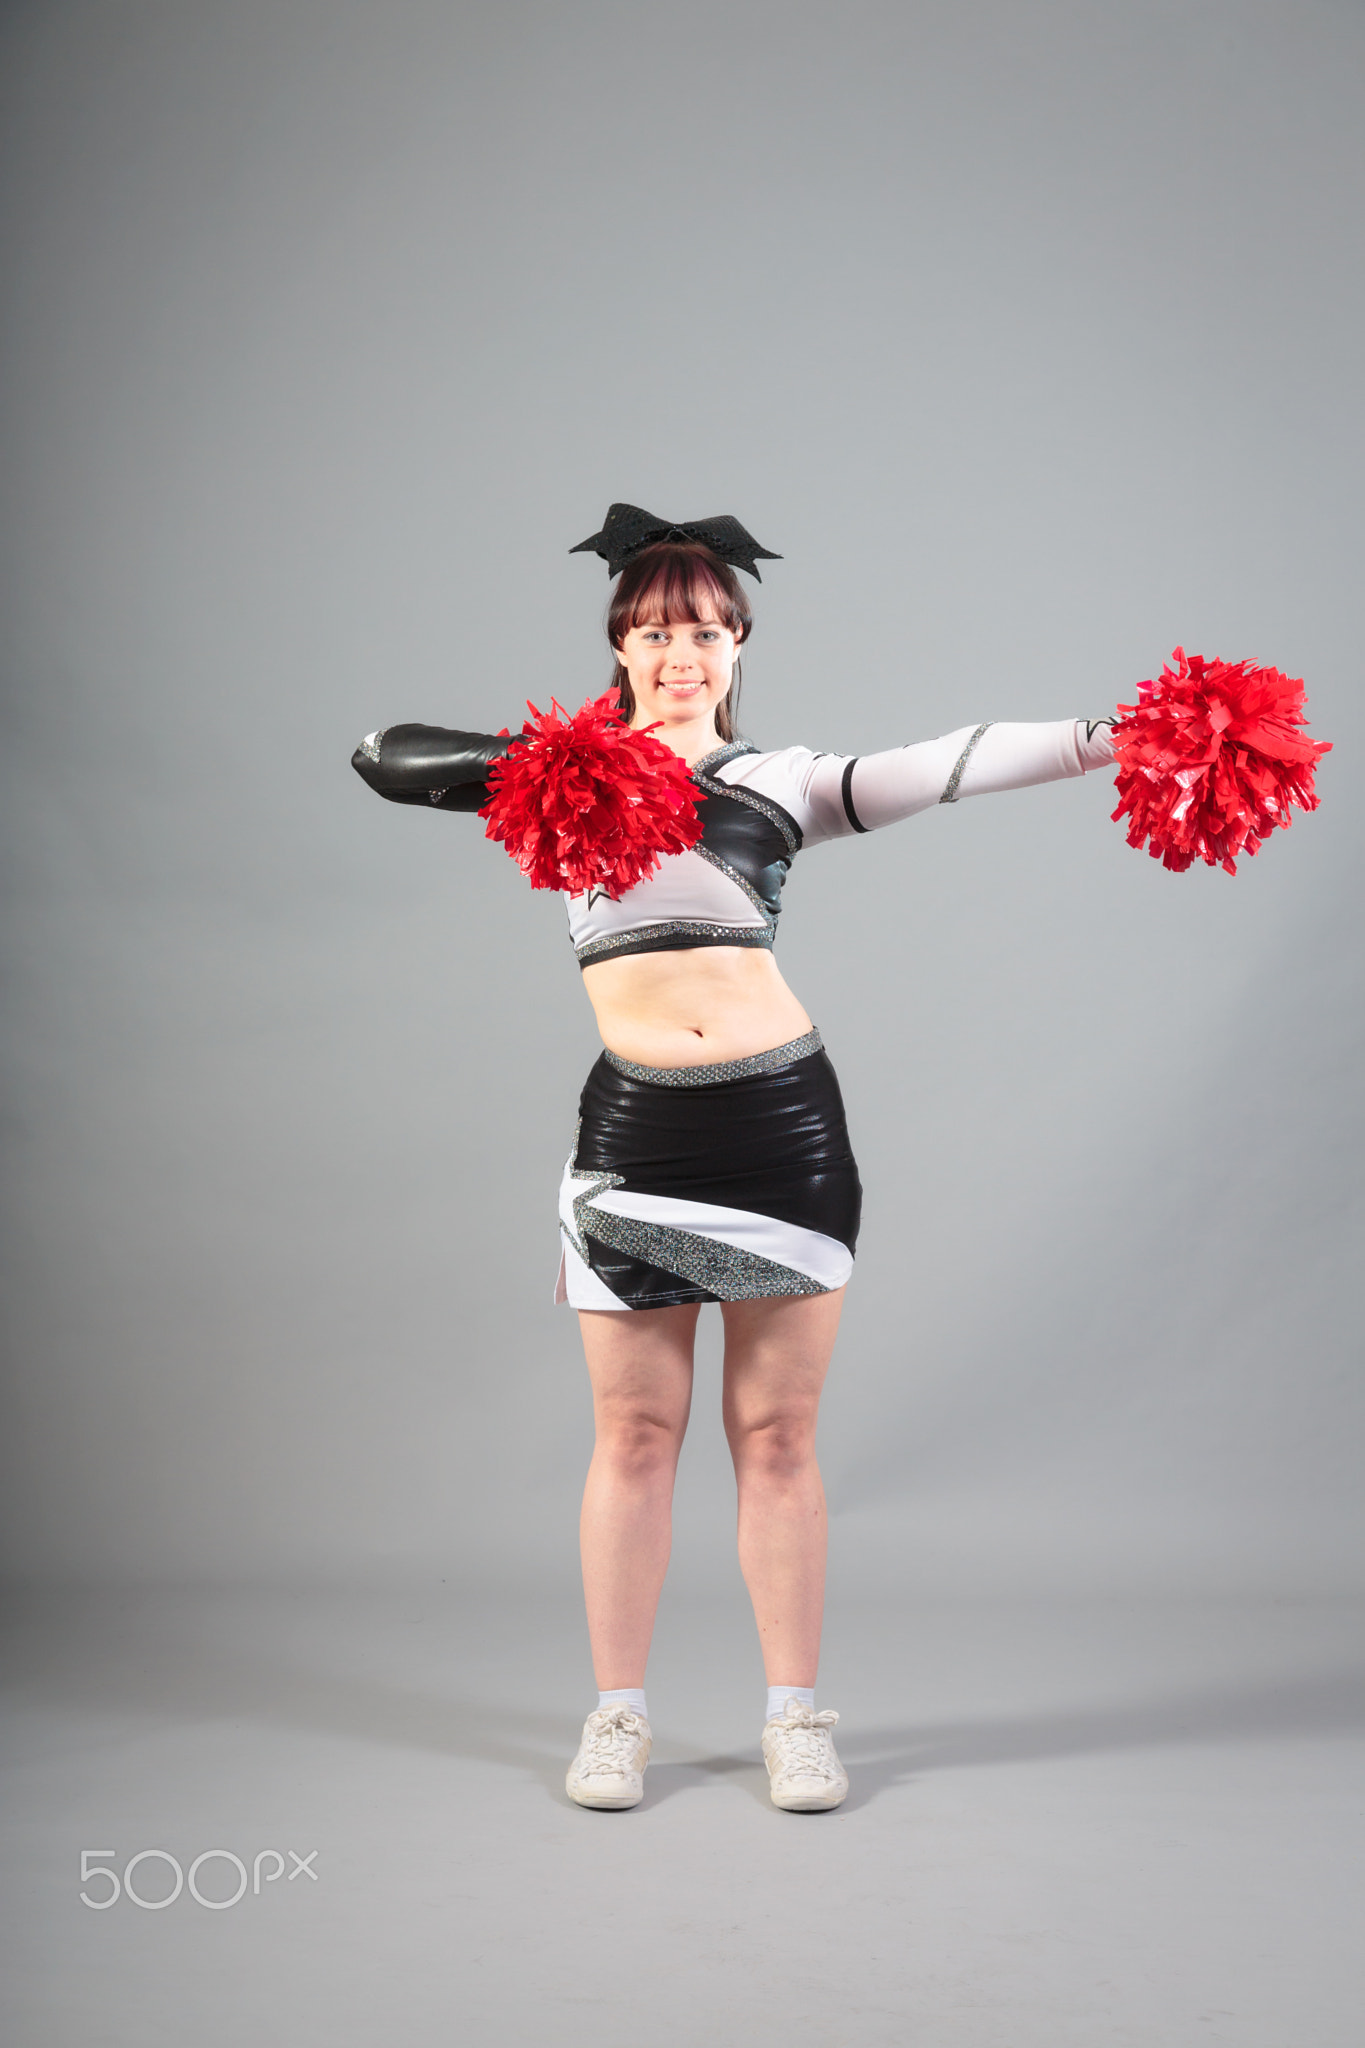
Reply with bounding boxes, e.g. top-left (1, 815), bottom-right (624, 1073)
top-left (767, 1685), bottom-right (814, 1722)
top-left (598, 1687), bottom-right (648, 1719)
